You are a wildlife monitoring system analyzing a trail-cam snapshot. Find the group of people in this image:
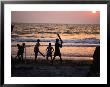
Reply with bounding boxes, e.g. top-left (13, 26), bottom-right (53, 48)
top-left (16, 40), bottom-right (100, 76)
top-left (16, 37), bottom-right (63, 64)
